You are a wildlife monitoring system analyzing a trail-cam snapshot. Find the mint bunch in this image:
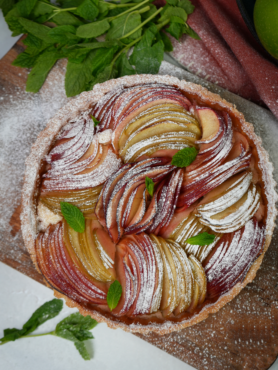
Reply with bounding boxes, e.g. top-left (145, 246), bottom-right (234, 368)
top-left (0, 298), bottom-right (98, 360)
top-left (1, 0), bottom-right (199, 97)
